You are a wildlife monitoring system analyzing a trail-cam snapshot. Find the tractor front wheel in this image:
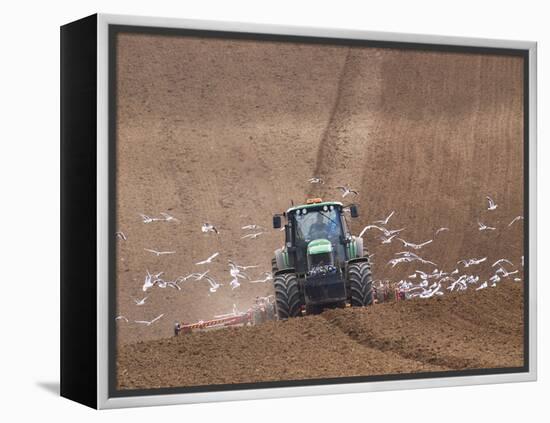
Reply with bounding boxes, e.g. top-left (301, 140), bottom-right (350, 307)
top-left (348, 261), bottom-right (373, 307)
top-left (274, 273), bottom-right (303, 319)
